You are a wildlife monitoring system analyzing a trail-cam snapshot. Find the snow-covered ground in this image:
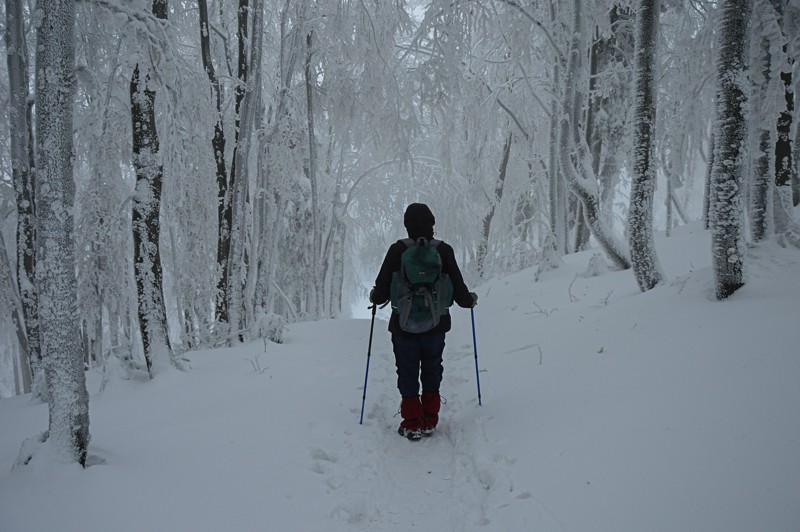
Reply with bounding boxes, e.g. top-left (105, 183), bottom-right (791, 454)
top-left (1, 222), bottom-right (799, 531)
